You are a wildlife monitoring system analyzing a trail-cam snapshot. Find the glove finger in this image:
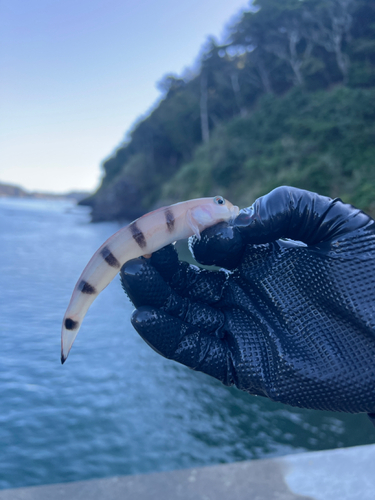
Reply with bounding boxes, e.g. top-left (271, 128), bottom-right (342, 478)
top-left (234, 186), bottom-right (371, 246)
top-left (121, 257), bottom-right (226, 335)
top-left (189, 221), bottom-right (246, 270)
top-left (132, 306), bottom-right (231, 384)
top-left (149, 244), bottom-right (181, 282)
top-left (126, 244), bottom-right (229, 306)
top-left (121, 257), bottom-right (172, 309)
